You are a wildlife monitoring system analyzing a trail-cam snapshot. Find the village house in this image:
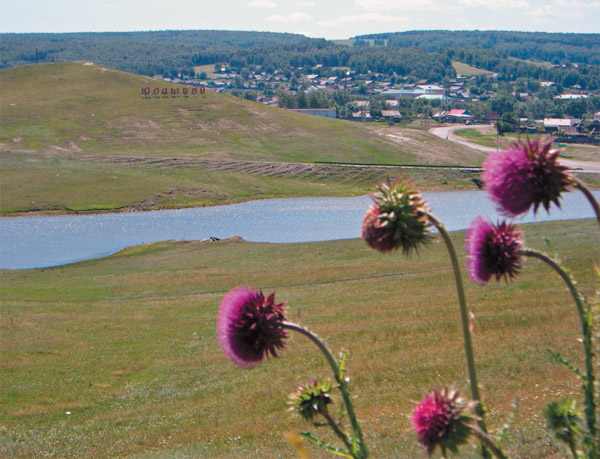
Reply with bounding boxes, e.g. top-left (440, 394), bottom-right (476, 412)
top-left (554, 94), bottom-right (589, 100)
top-left (543, 118), bottom-right (578, 132)
top-left (352, 111), bottom-right (372, 120)
top-left (432, 109), bottom-right (472, 123)
top-left (380, 110), bottom-right (402, 121)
